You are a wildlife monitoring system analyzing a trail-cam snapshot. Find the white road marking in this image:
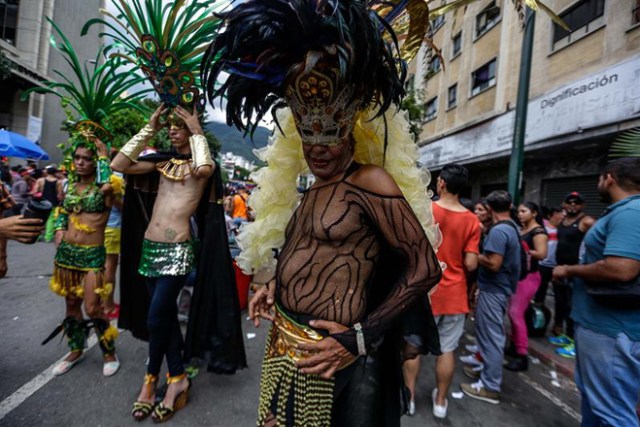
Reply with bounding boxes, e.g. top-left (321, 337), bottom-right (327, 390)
top-left (519, 372), bottom-right (582, 423)
top-left (0, 322), bottom-right (119, 420)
